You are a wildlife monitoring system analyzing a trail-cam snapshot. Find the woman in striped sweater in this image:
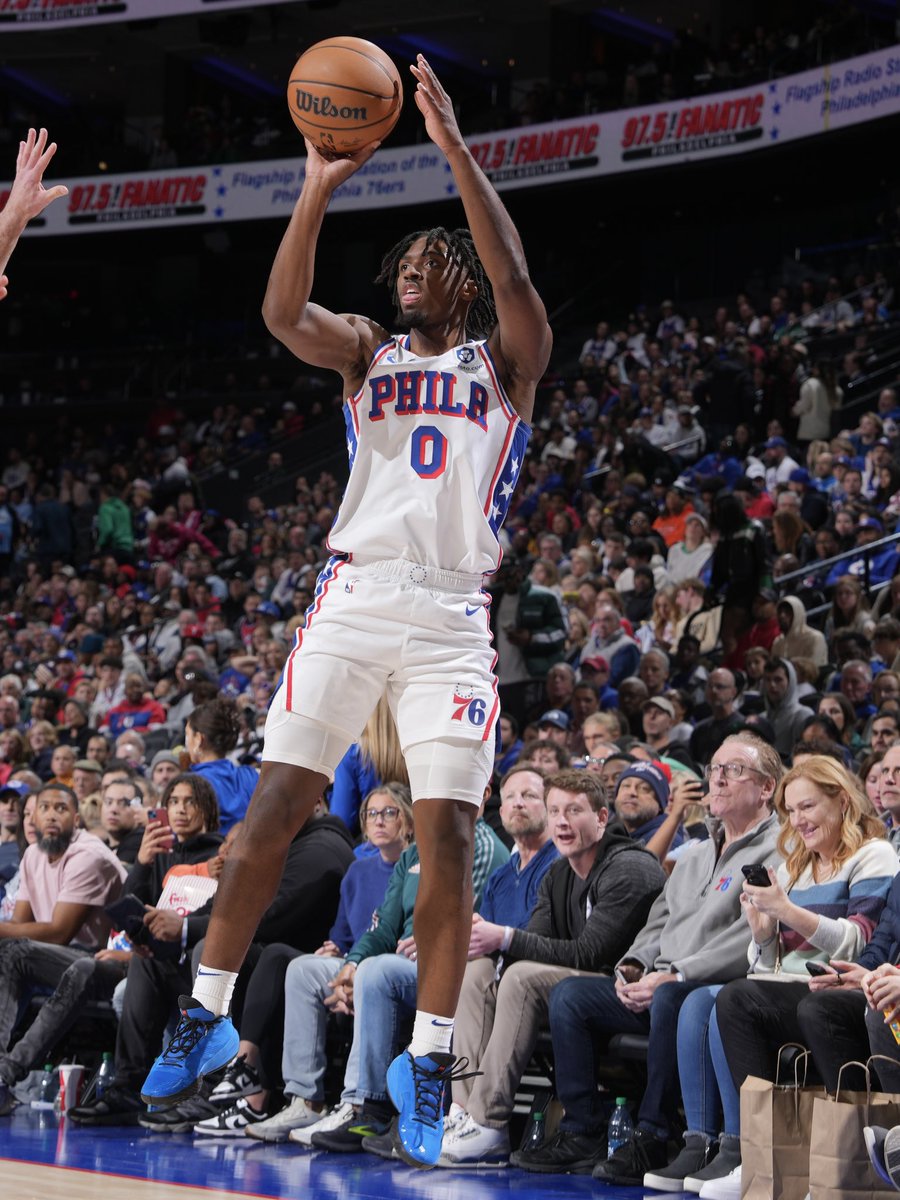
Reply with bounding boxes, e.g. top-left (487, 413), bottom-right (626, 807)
top-left (649, 756), bottom-right (898, 1200)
